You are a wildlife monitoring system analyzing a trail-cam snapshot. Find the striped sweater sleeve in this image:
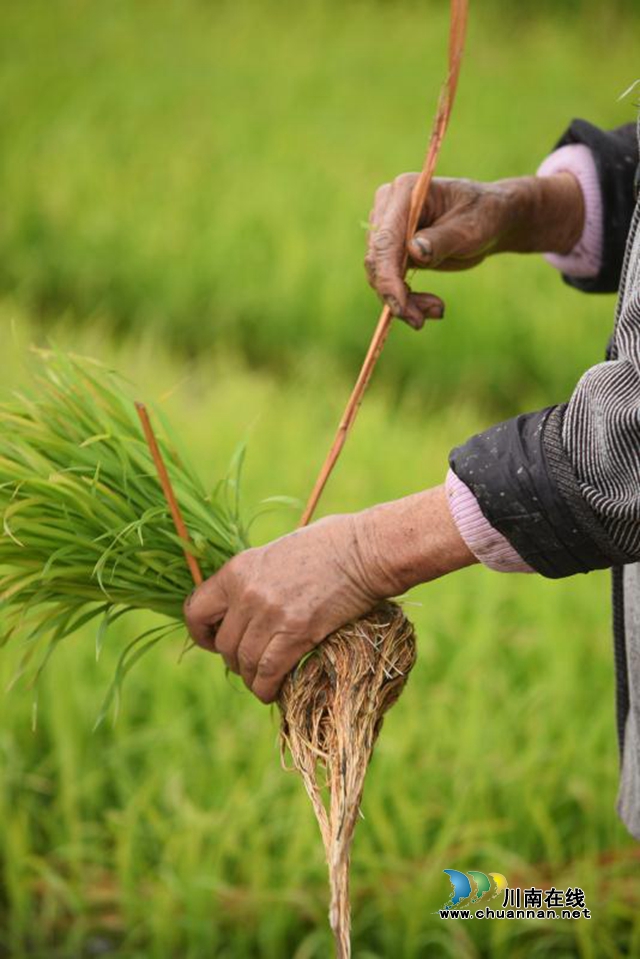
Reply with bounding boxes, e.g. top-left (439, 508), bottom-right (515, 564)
top-left (559, 199), bottom-right (640, 558)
